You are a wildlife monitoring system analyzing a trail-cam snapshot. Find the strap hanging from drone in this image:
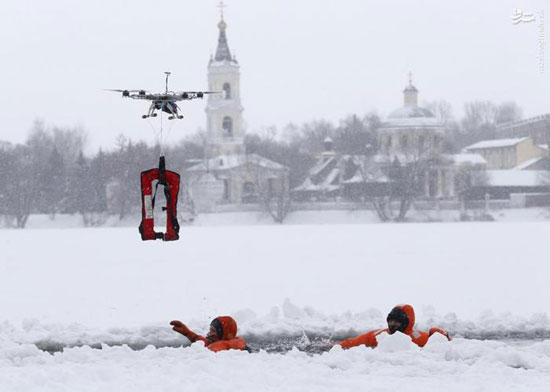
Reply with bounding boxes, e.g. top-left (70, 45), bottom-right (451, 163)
top-left (139, 156), bottom-right (180, 241)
